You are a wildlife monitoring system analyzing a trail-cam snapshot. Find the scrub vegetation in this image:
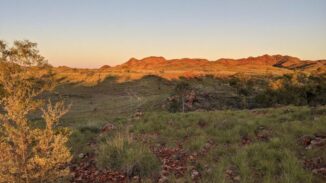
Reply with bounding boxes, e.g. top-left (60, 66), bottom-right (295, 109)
top-left (1, 40), bottom-right (325, 183)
